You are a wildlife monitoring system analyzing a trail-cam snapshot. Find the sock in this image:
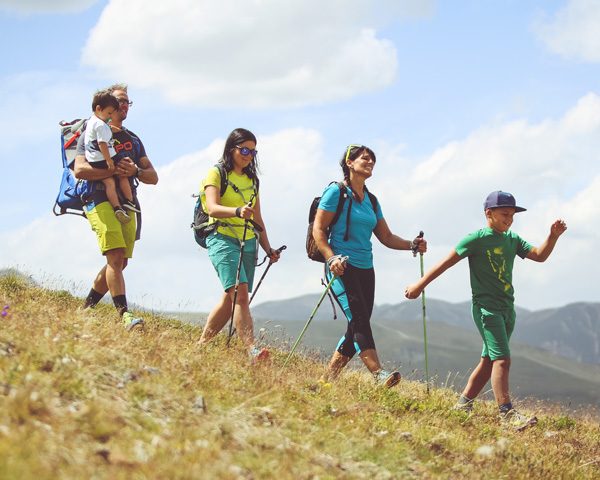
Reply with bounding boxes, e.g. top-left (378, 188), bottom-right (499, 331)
top-left (113, 205), bottom-right (123, 212)
top-left (112, 295), bottom-right (128, 316)
top-left (499, 402), bottom-right (513, 414)
top-left (83, 288), bottom-right (104, 309)
top-left (457, 394), bottom-right (473, 405)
